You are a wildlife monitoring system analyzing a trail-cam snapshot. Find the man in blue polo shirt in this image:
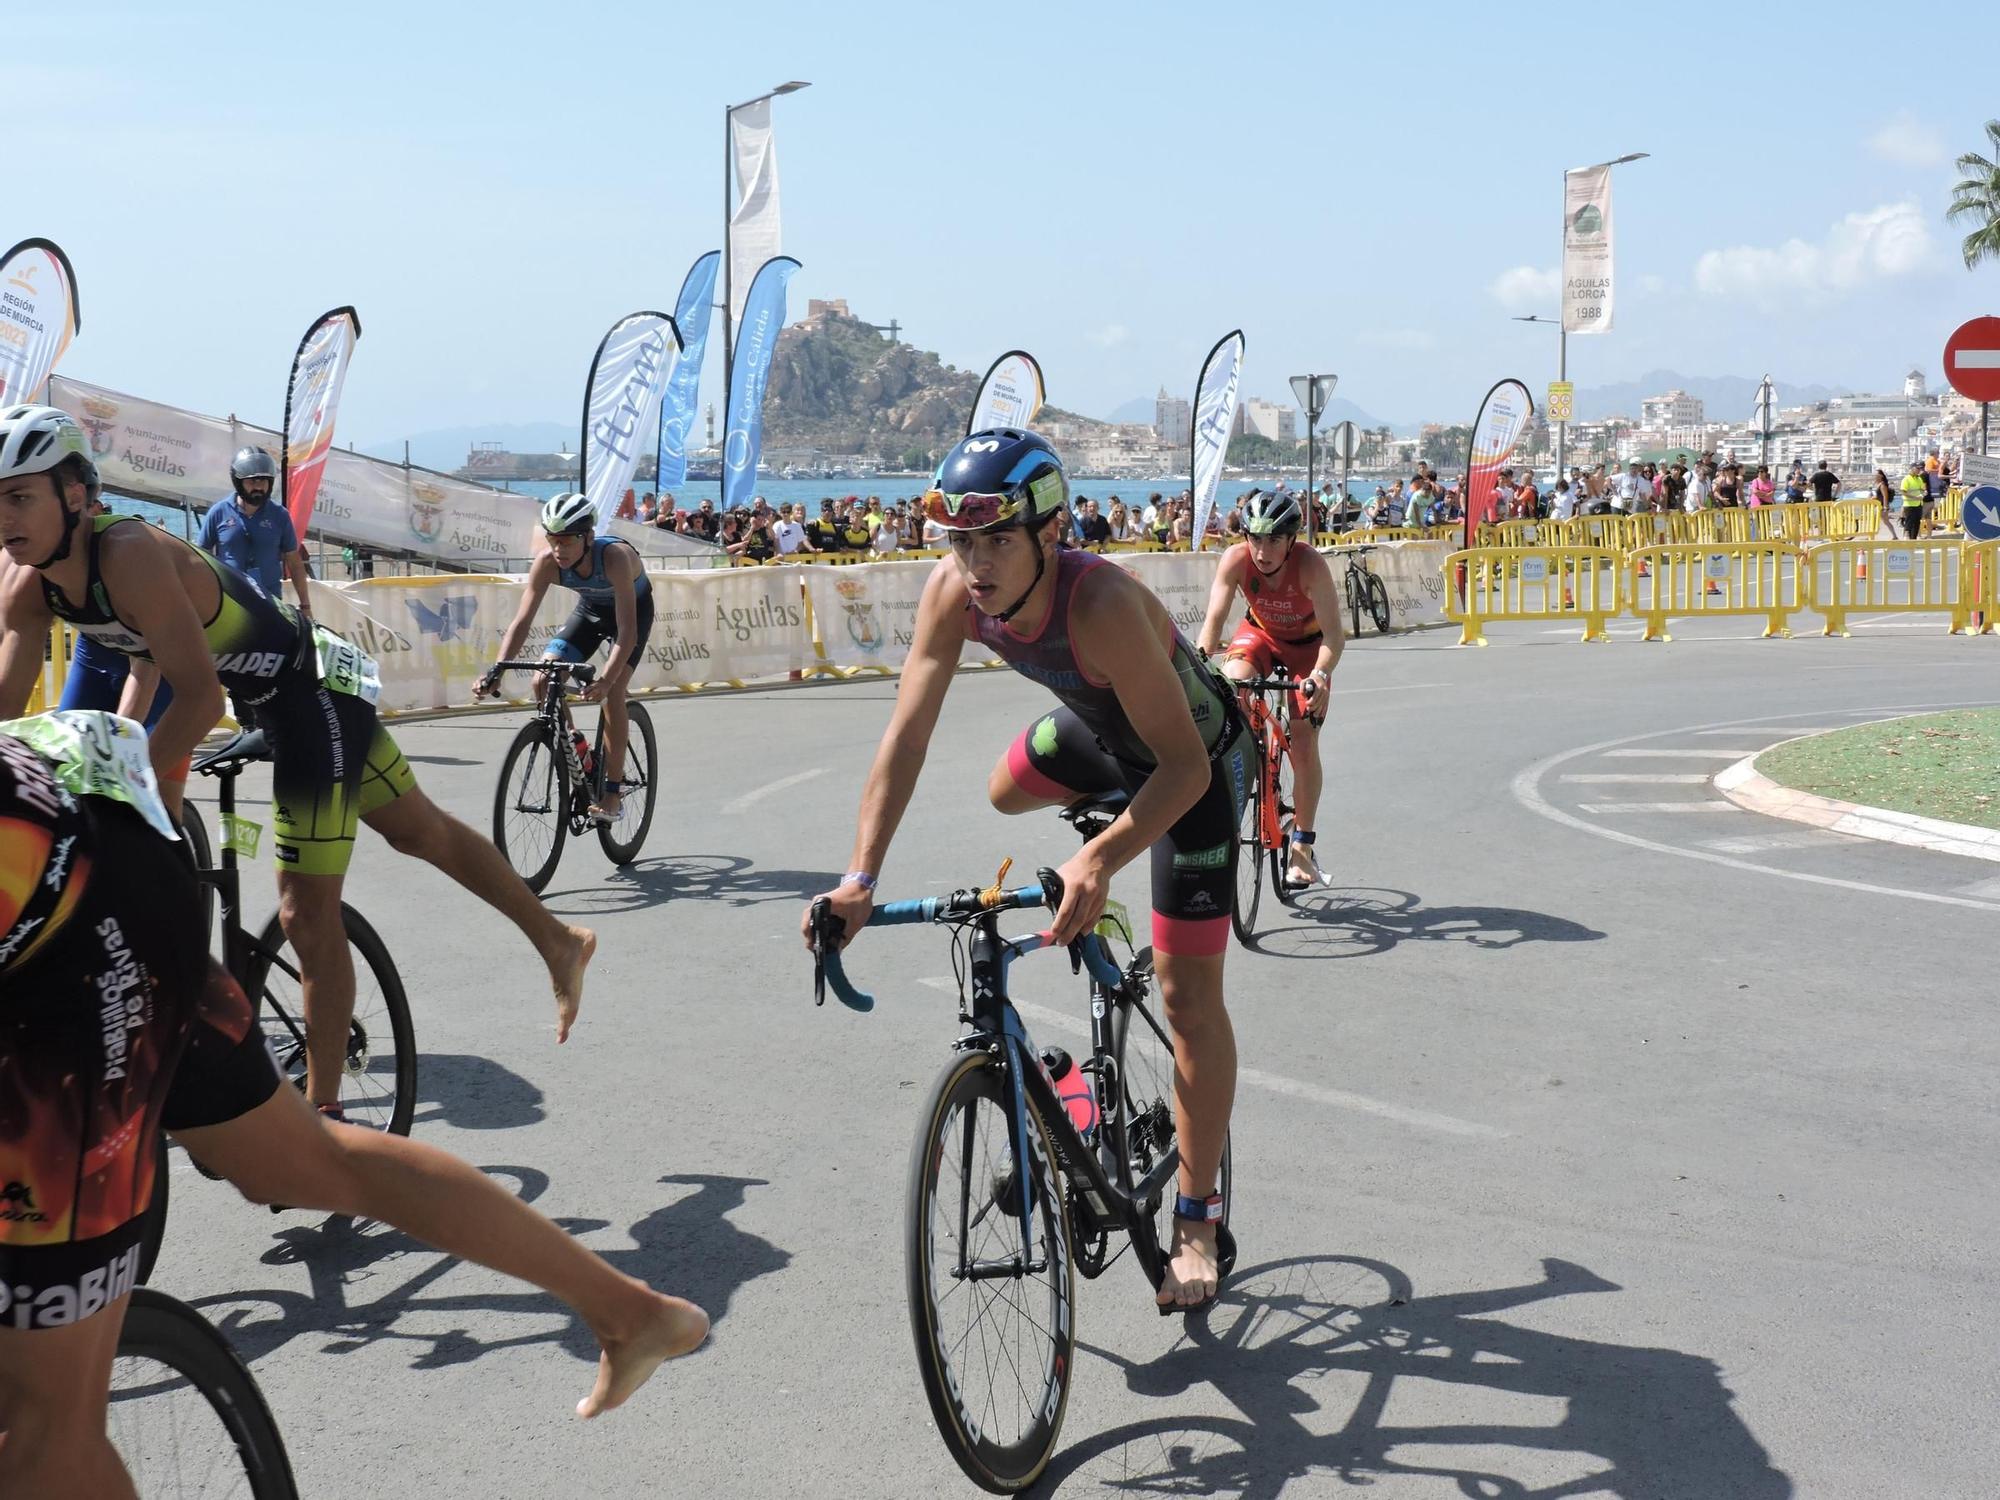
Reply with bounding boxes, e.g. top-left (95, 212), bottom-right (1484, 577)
top-left (198, 446), bottom-right (314, 625)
